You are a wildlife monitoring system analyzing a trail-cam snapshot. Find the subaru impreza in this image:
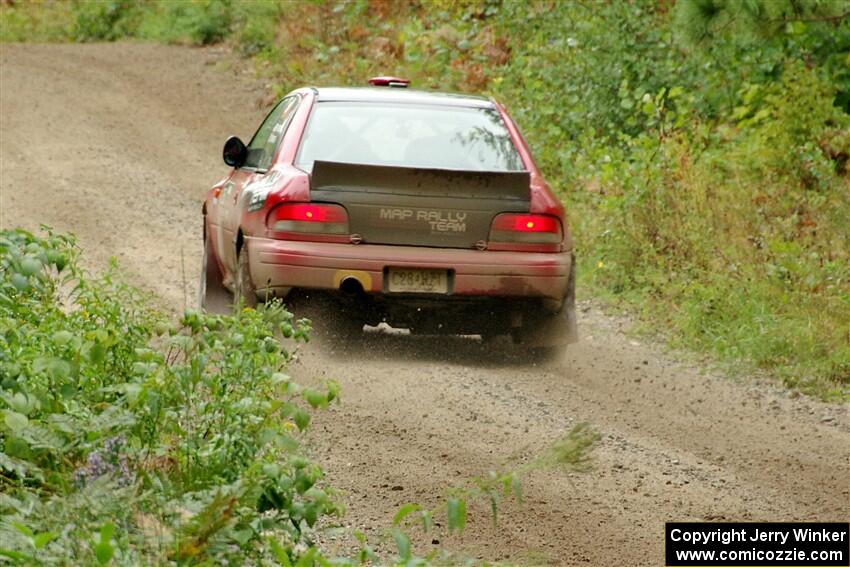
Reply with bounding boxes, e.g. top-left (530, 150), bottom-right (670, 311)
top-left (200, 77), bottom-right (576, 353)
